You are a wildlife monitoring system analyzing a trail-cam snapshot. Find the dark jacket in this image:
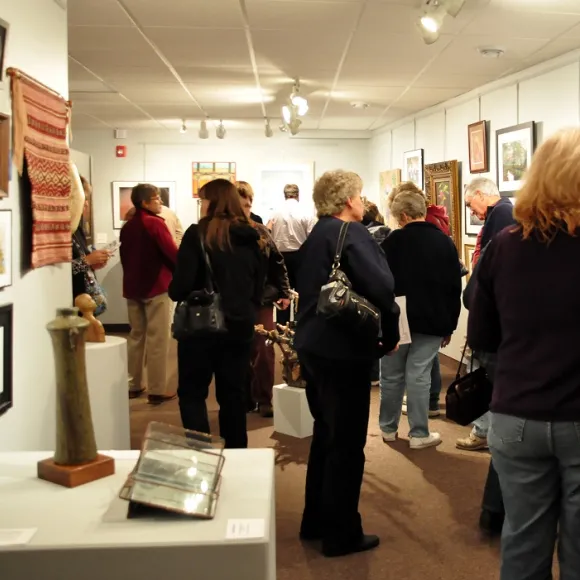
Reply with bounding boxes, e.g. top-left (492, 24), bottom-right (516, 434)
top-left (250, 212), bottom-right (263, 225)
top-left (294, 216), bottom-right (400, 361)
top-left (467, 227), bottom-right (580, 422)
top-left (363, 219), bottom-right (392, 246)
top-left (480, 197), bottom-right (515, 251)
top-left (168, 220), bottom-right (264, 340)
top-left (255, 223), bottom-right (291, 305)
top-left (381, 221), bottom-right (461, 337)
top-left (120, 208), bottom-right (178, 300)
